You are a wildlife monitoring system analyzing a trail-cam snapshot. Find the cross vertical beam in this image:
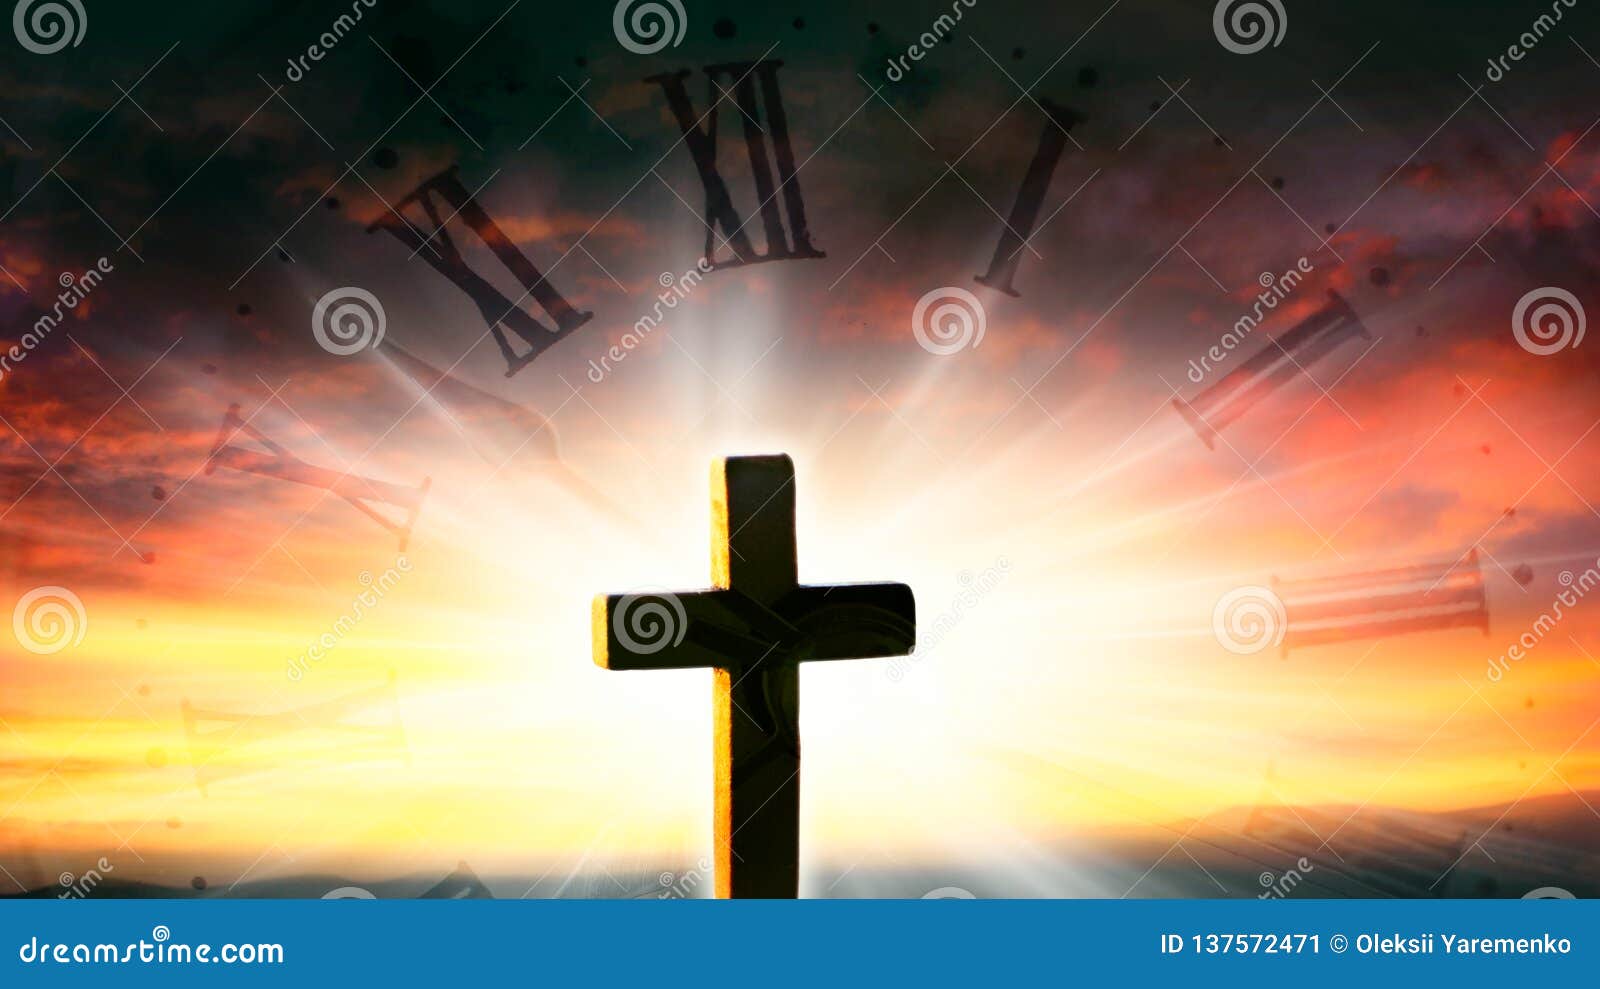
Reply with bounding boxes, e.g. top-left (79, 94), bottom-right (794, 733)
top-left (592, 455), bottom-right (916, 898)
top-left (711, 456), bottom-right (799, 898)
